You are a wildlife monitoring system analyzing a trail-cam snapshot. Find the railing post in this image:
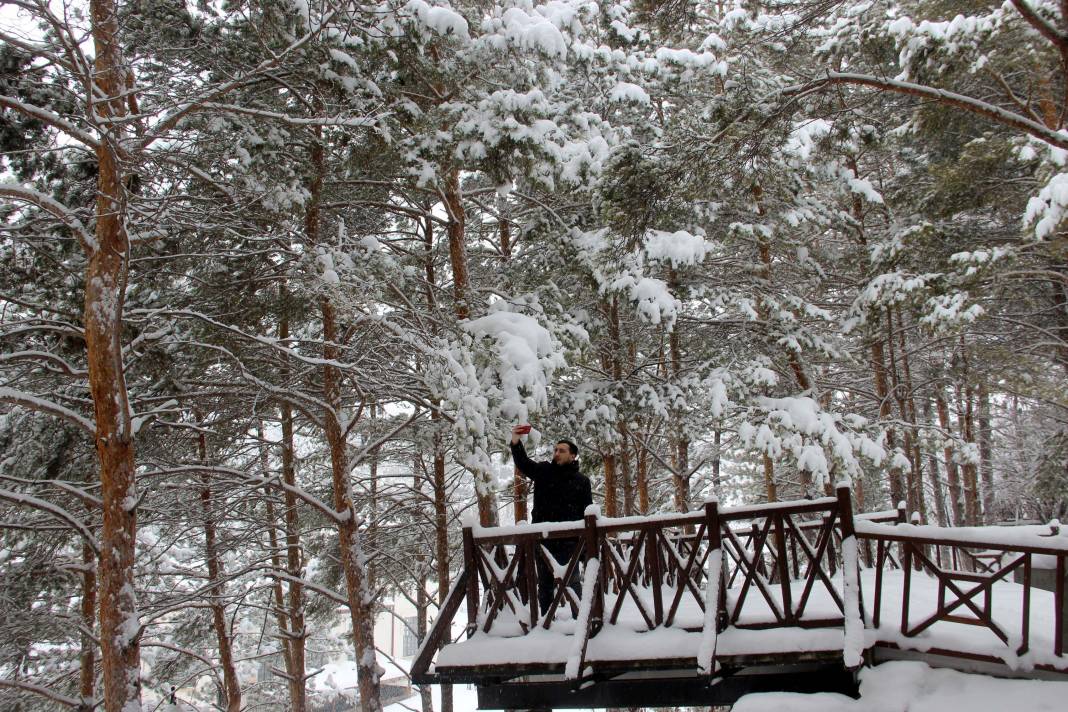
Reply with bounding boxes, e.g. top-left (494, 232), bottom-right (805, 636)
top-left (751, 522), bottom-right (765, 578)
top-left (896, 500), bottom-right (908, 573)
top-left (836, 484), bottom-right (865, 668)
top-left (1057, 553), bottom-right (1065, 658)
top-left (774, 514), bottom-right (793, 623)
top-left (525, 537), bottom-right (539, 630)
top-left (584, 507), bottom-right (602, 635)
top-left (705, 500), bottom-right (724, 631)
top-left (650, 525), bottom-right (665, 626)
top-left (911, 511), bottom-right (924, 571)
top-left (824, 512), bottom-right (837, 576)
top-left (698, 498), bottom-right (724, 675)
top-left (462, 524), bottom-right (478, 636)
top-left (836, 488), bottom-right (860, 590)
